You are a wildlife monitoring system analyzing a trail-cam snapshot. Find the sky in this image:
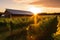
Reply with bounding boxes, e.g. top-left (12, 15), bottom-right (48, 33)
top-left (0, 0), bottom-right (60, 13)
